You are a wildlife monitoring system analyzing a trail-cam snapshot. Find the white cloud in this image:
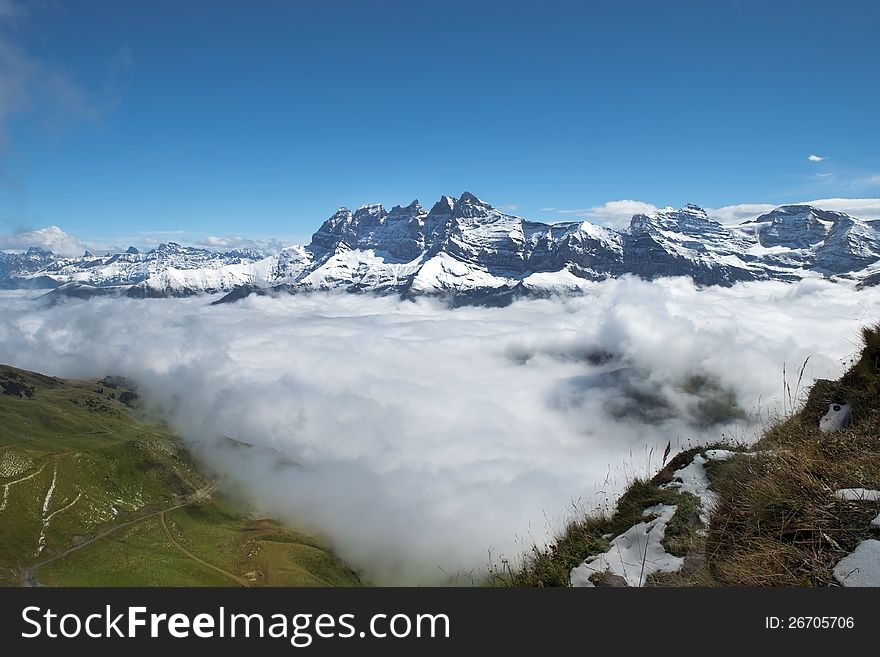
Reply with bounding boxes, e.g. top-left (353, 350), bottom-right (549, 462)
top-left (707, 204), bottom-right (776, 225)
top-left (707, 198), bottom-right (880, 224)
top-left (808, 154), bottom-right (827, 162)
top-left (585, 200), bottom-right (660, 228)
top-left (544, 200), bottom-right (660, 229)
top-left (0, 225), bottom-right (86, 255)
top-left (0, 279), bottom-right (876, 583)
top-left (800, 198), bottom-right (880, 220)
